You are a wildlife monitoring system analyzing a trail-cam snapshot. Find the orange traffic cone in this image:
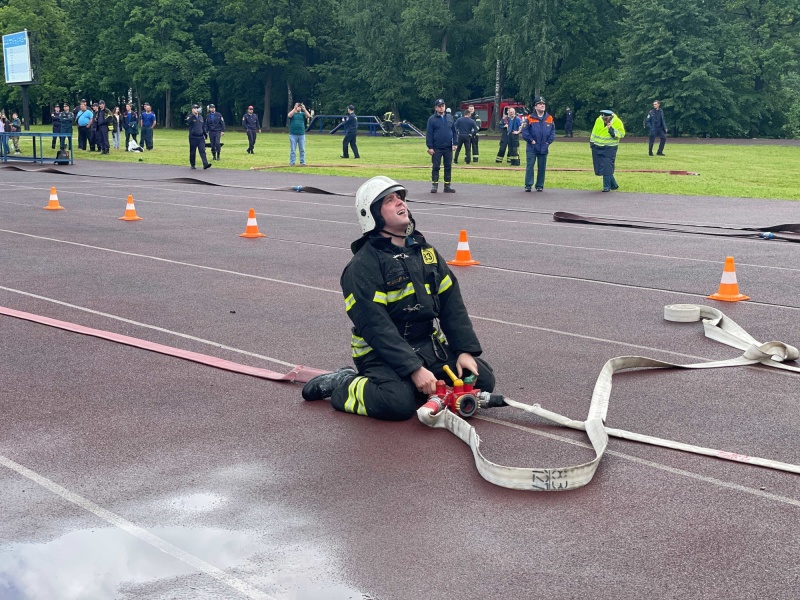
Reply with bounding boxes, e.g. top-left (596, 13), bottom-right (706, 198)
top-left (119, 195), bottom-right (143, 221)
top-left (44, 187), bottom-right (65, 210)
top-left (707, 256), bottom-right (749, 302)
top-left (447, 229), bottom-right (480, 266)
top-left (239, 208), bottom-right (266, 238)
